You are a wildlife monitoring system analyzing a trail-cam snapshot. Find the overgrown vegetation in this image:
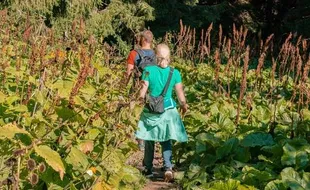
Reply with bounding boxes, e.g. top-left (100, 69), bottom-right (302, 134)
top-left (0, 12), bottom-right (146, 189)
top-left (1, 1), bottom-right (310, 189)
top-left (168, 21), bottom-right (310, 190)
